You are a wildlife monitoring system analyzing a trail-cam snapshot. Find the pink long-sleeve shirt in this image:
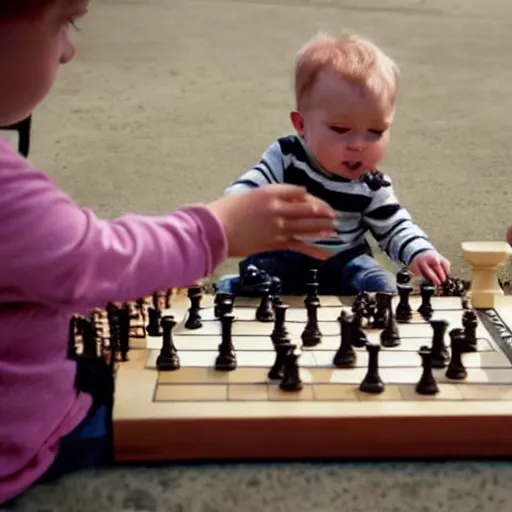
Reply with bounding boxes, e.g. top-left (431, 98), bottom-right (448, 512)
top-left (0, 136), bottom-right (228, 504)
